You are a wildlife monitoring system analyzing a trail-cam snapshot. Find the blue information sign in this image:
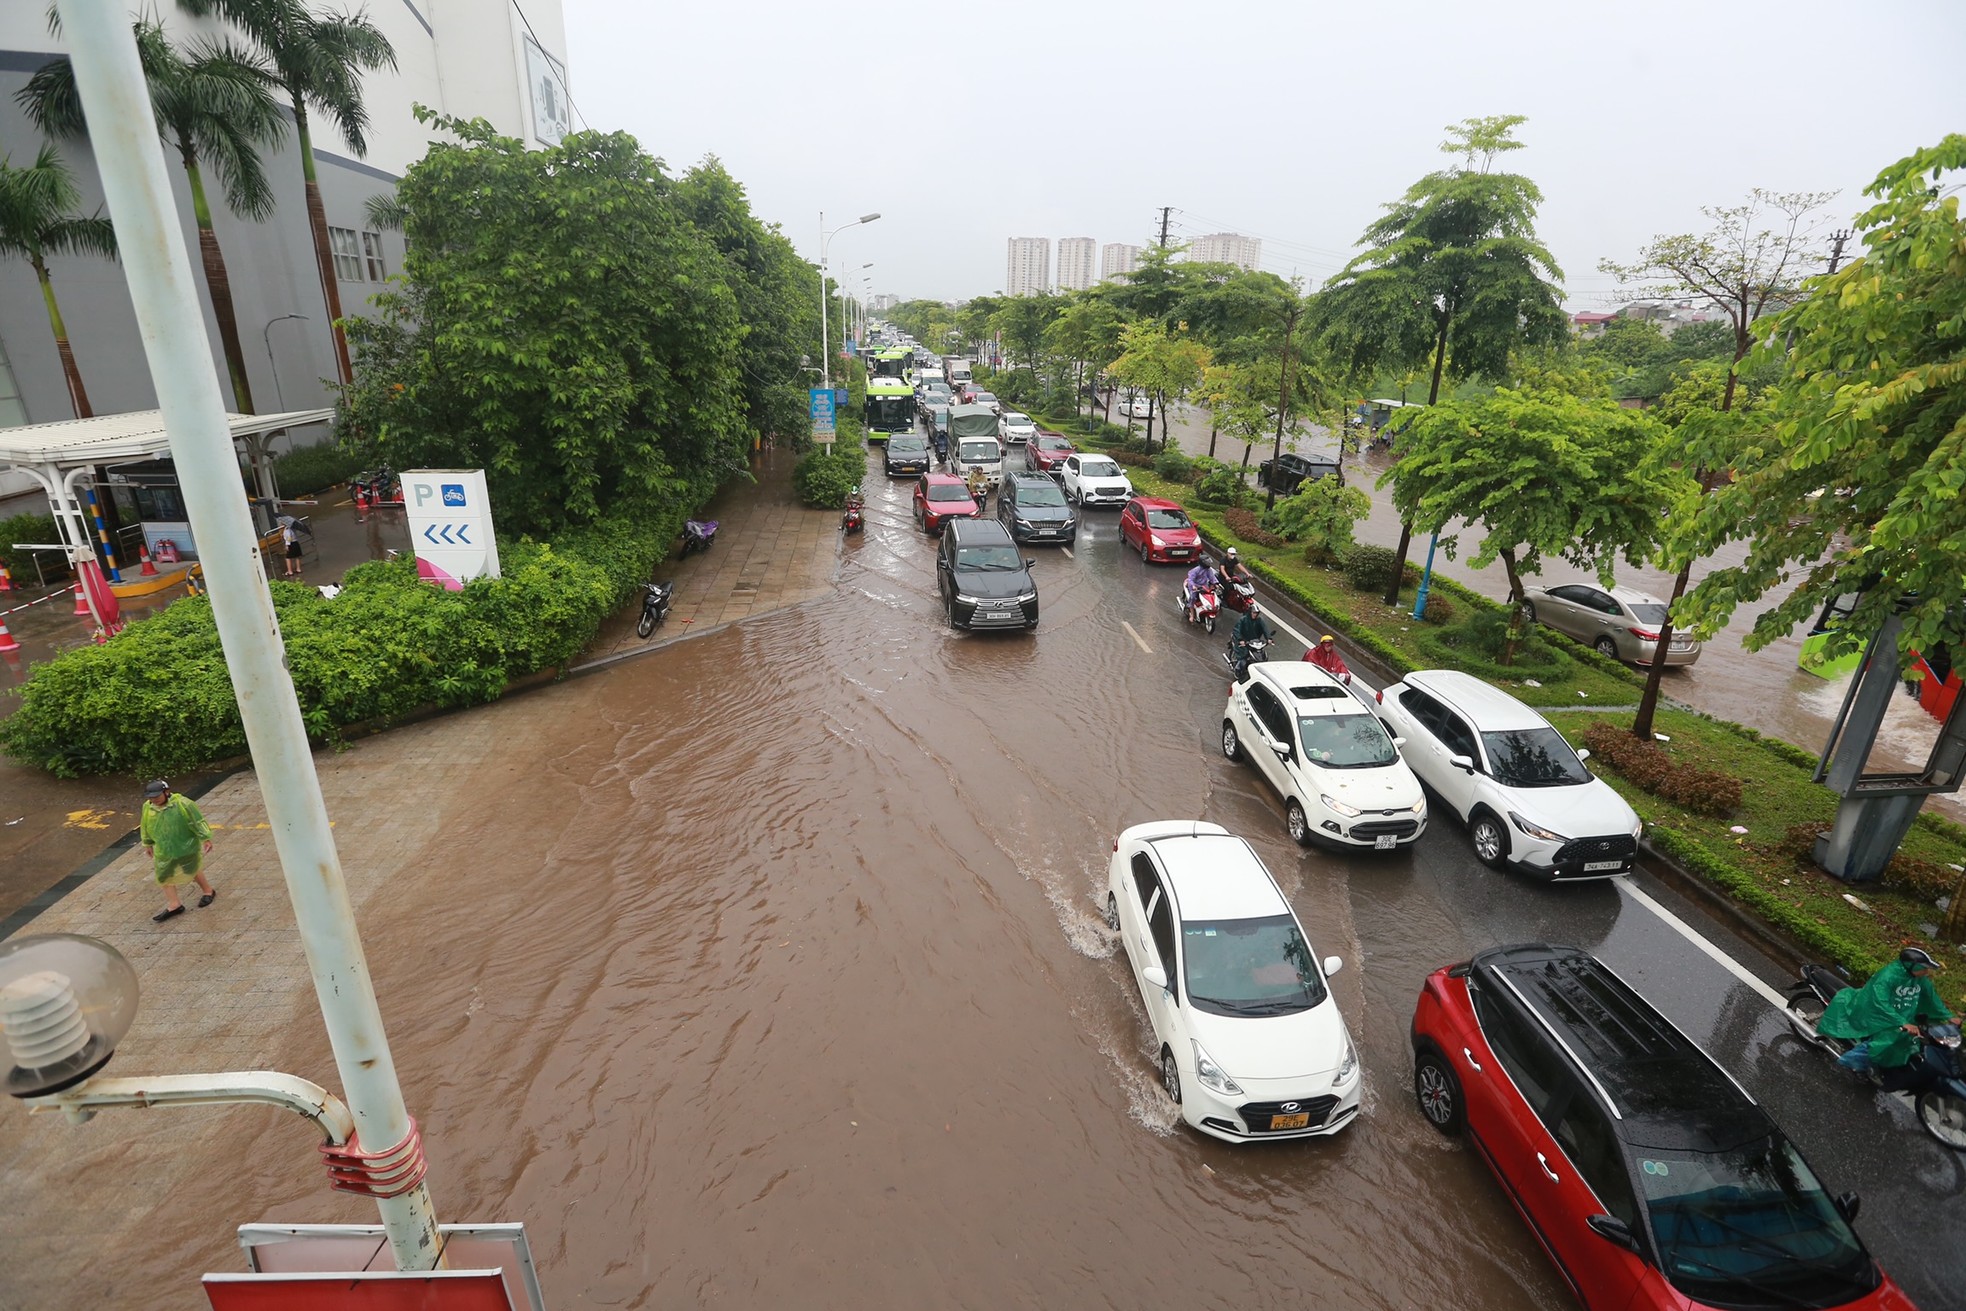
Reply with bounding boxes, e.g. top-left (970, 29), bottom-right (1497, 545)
top-left (808, 387), bottom-right (836, 440)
